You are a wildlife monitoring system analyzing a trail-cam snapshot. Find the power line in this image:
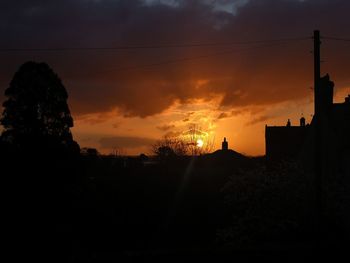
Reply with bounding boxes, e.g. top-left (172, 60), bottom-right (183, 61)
top-left (0, 37), bottom-right (310, 52)
top-left (322, 36), bottom-right (350, 42)
top-left (96, 42), bottom-right (292, 73)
